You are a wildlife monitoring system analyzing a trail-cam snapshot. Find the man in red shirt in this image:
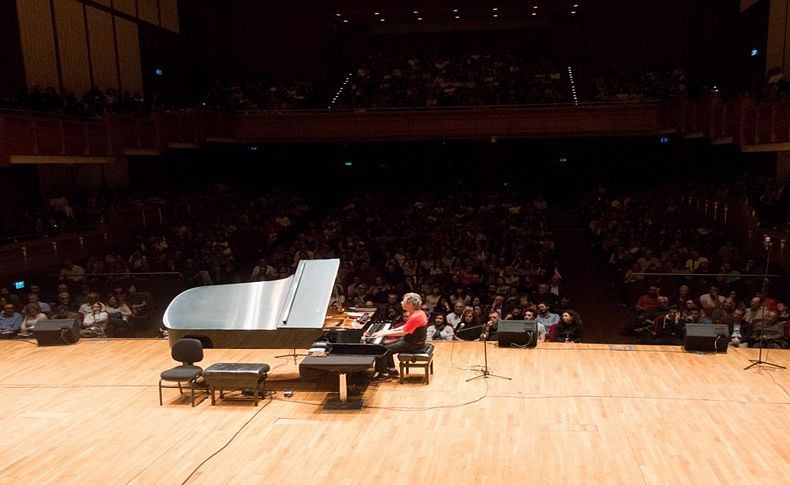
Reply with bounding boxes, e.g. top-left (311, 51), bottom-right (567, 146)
top-left (368, 292), bottom-right (428, 381)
